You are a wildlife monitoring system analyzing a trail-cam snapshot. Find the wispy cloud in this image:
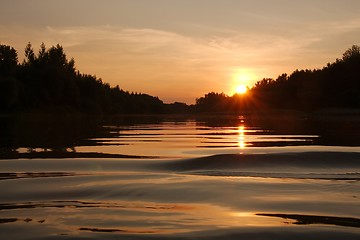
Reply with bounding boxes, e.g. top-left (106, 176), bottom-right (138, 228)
top-left (1, 18), bottom-right (359, 103)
